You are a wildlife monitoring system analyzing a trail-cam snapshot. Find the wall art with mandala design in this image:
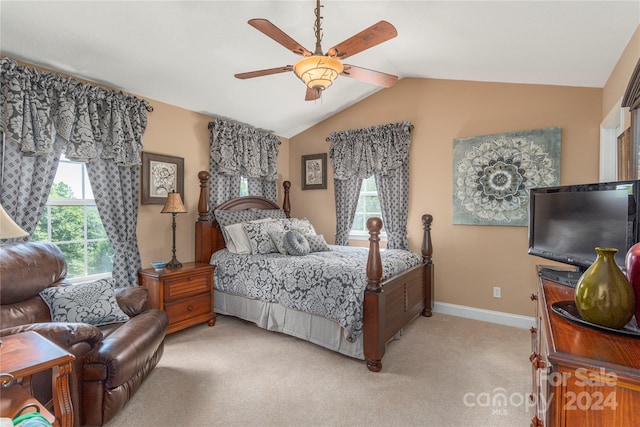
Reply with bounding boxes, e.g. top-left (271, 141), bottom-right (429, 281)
top-left (453, 127), bottom-right (561, 226)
